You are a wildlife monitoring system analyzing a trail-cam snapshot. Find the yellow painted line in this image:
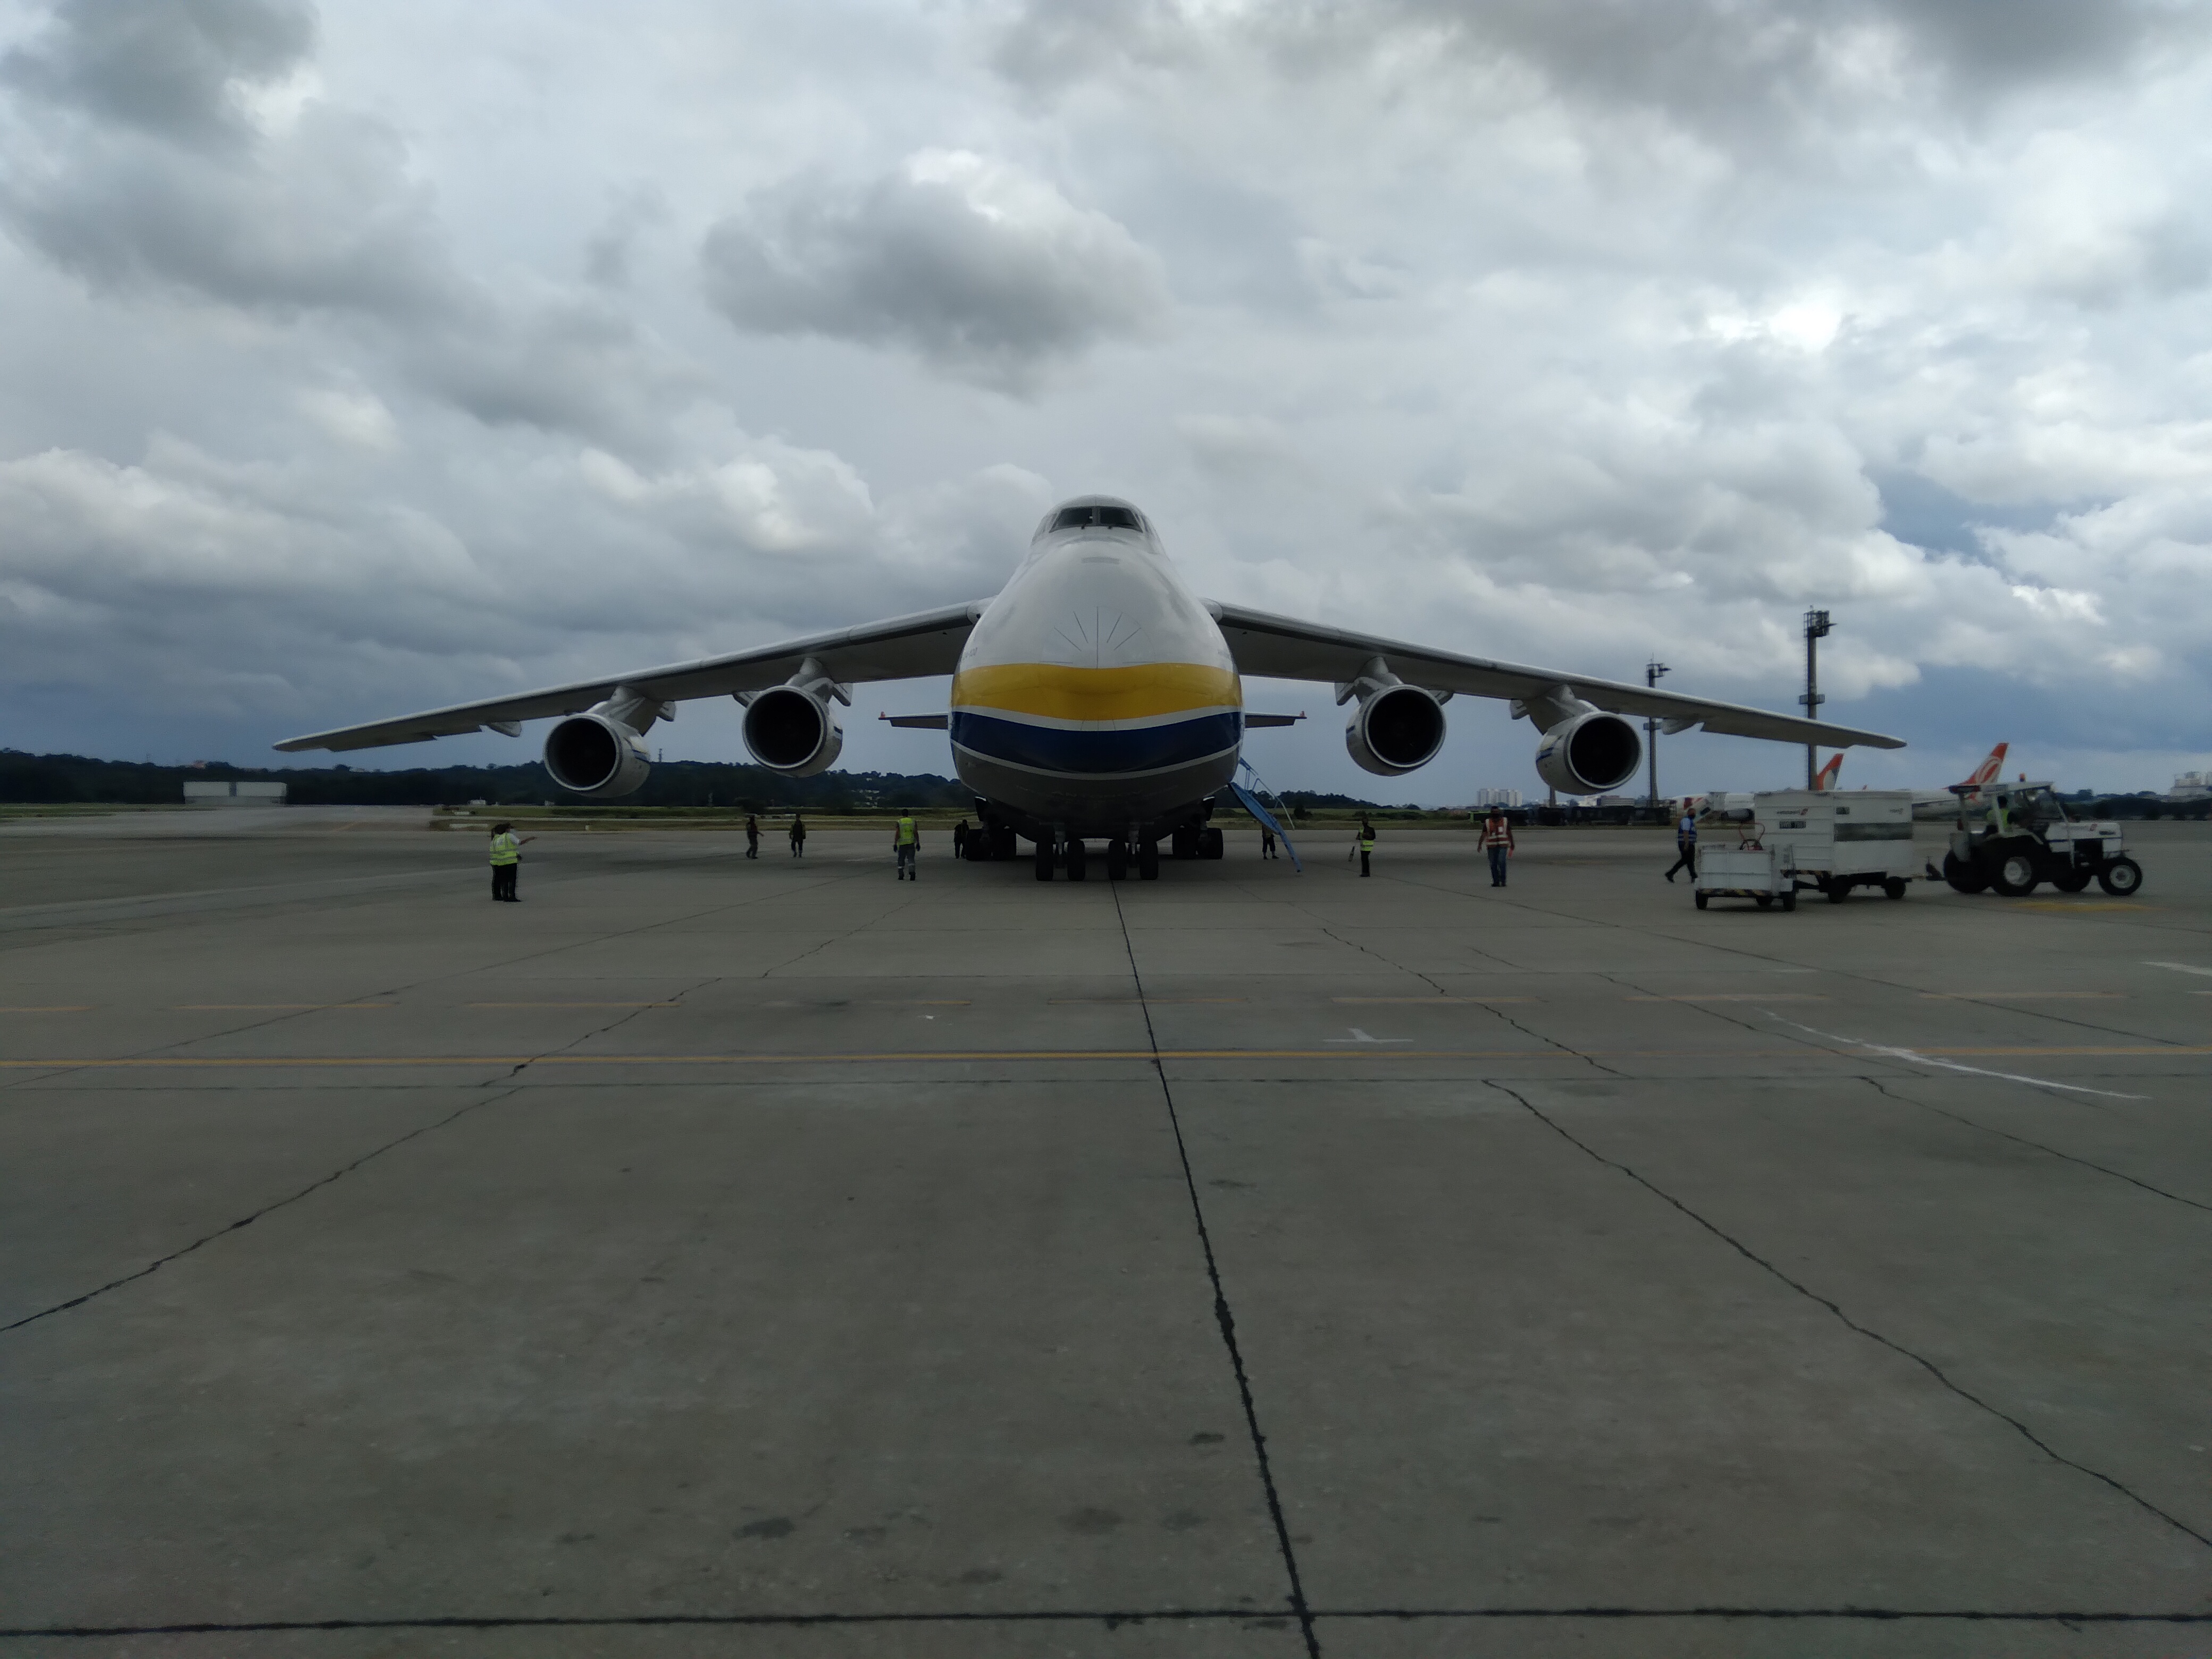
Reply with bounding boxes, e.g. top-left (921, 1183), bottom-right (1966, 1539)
top-left (1335, 996), bottom-right (1534, 1004)
top-left (4, 1045), bottom-right (2208, 1071)
top-left (0, 1005), bottom-right (93, 1012)
top-left (177, 1003), bottom-right (395, 1010)
top-left (951, 661), bottom-right (1239, 723)
top-left (1919, 992), bottom-right (2124, 1000)
top-left (1626, 994), bottom-right (1828, 1003)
